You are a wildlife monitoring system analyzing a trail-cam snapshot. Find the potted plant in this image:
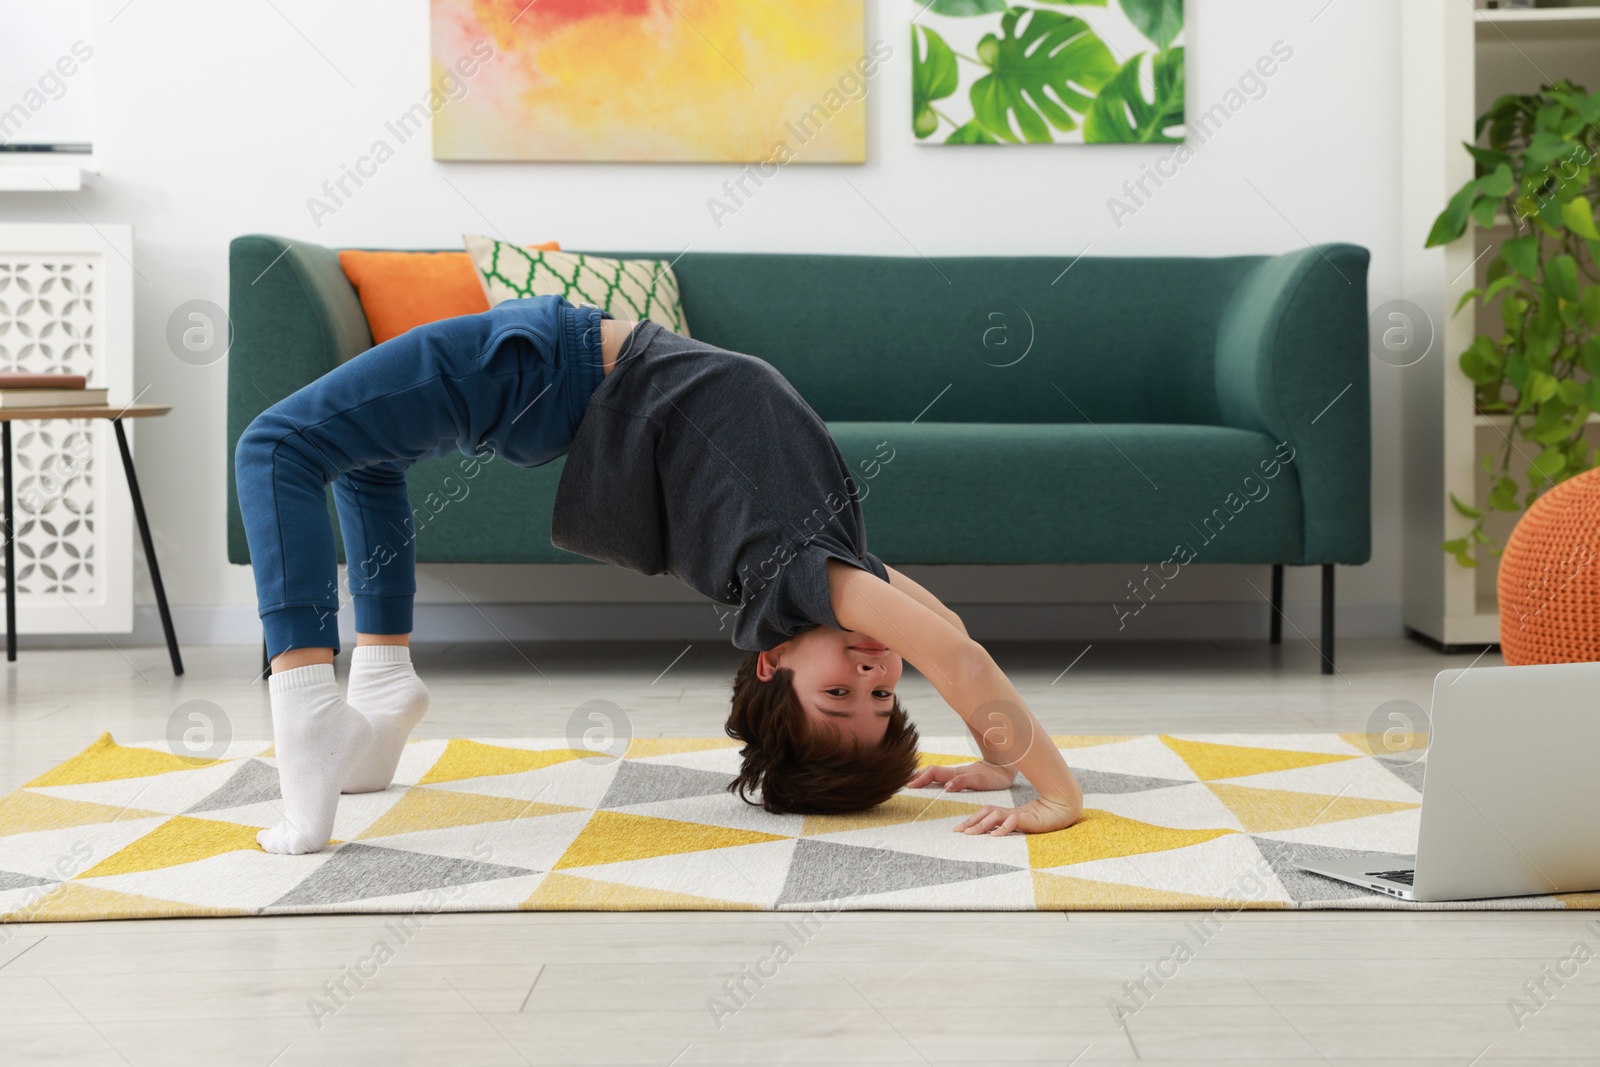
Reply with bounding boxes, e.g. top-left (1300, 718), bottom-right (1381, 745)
top-left (1427, 79), bottom-right (1600, 567)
